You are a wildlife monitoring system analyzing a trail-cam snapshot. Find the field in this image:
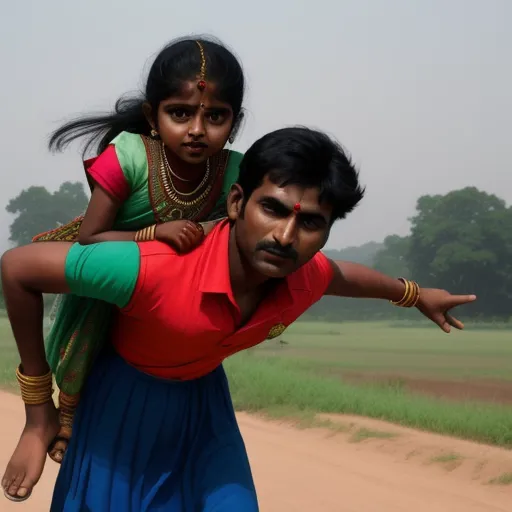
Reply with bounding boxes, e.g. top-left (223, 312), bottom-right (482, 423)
top-left (1, 318), bottom-right (511, 447)
top-left (224, 321), bottom-right (512, 447)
